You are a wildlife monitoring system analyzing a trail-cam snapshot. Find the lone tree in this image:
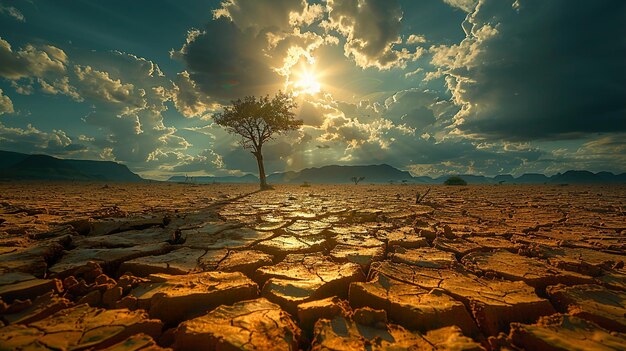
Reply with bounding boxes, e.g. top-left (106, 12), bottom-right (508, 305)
top-left (214, 92), bottom-right (302, 190)
top-left (444, 176), bottom-right (467, 186)
top-left (351, 176), bottom-right (365, 185)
